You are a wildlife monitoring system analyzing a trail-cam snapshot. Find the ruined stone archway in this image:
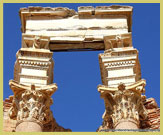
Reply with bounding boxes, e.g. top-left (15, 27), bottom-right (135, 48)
top-left (3, 5), bottom-right (160, 132)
